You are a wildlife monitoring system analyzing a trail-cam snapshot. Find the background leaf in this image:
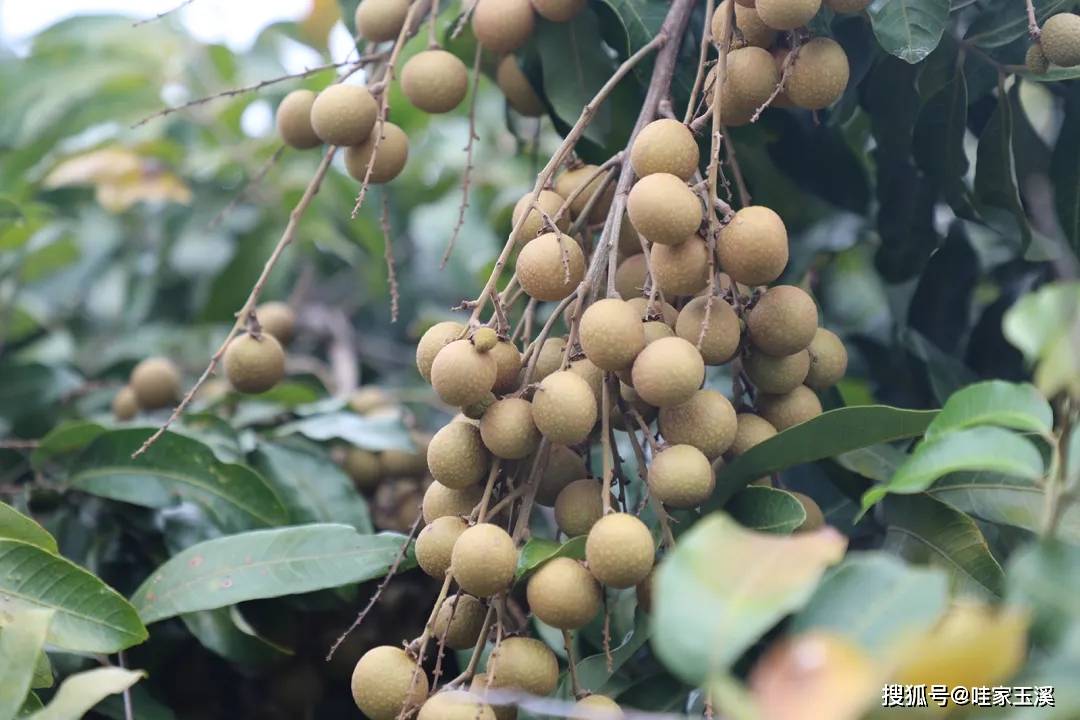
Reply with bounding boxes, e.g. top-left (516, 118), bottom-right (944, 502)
top-left (274, 412), bottom-right (415, 452)
top-left (726, 486), bottom-right (806, 534)
top-left (26, 667), bottom-right (144, 720)
top-left (0, 503), bottom-right (57, 553)
top-left (924, 380), bottom-right (1053, 441)
top-left (515, 536), bottom-right (586, 580)
top-left (0, 609), bottom-right (54, 720)
top-left (867, 0), bottom-right (949, 63)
